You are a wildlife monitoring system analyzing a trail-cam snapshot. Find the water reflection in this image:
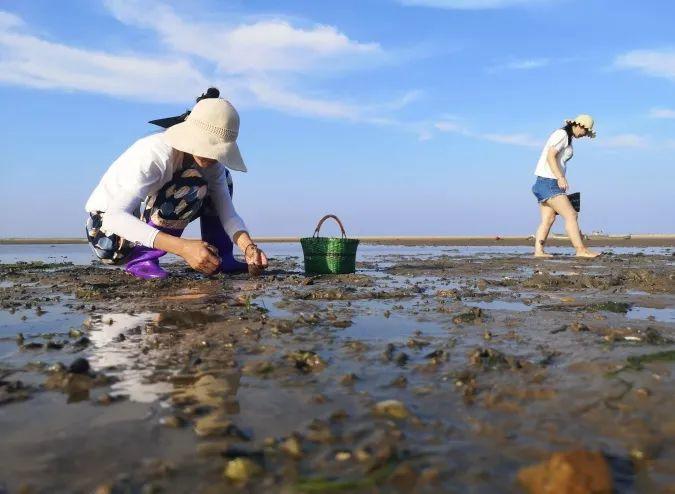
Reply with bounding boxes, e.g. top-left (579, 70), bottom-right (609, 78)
top-left (86, 313), bottom-right (172, 403)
